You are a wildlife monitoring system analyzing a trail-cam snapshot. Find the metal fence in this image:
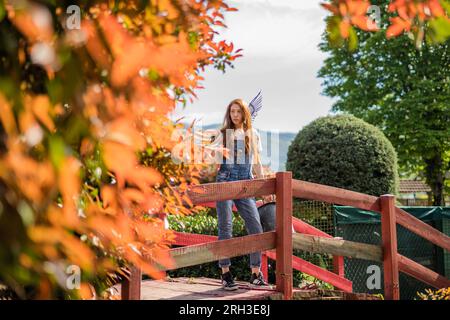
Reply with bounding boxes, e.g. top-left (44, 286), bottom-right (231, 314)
top-left (333, 206), bottom-right (449, 300)
top-left (293, 200), bottom-right (335, 273)
top-left (294, 201), bottom-right (450, 300)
